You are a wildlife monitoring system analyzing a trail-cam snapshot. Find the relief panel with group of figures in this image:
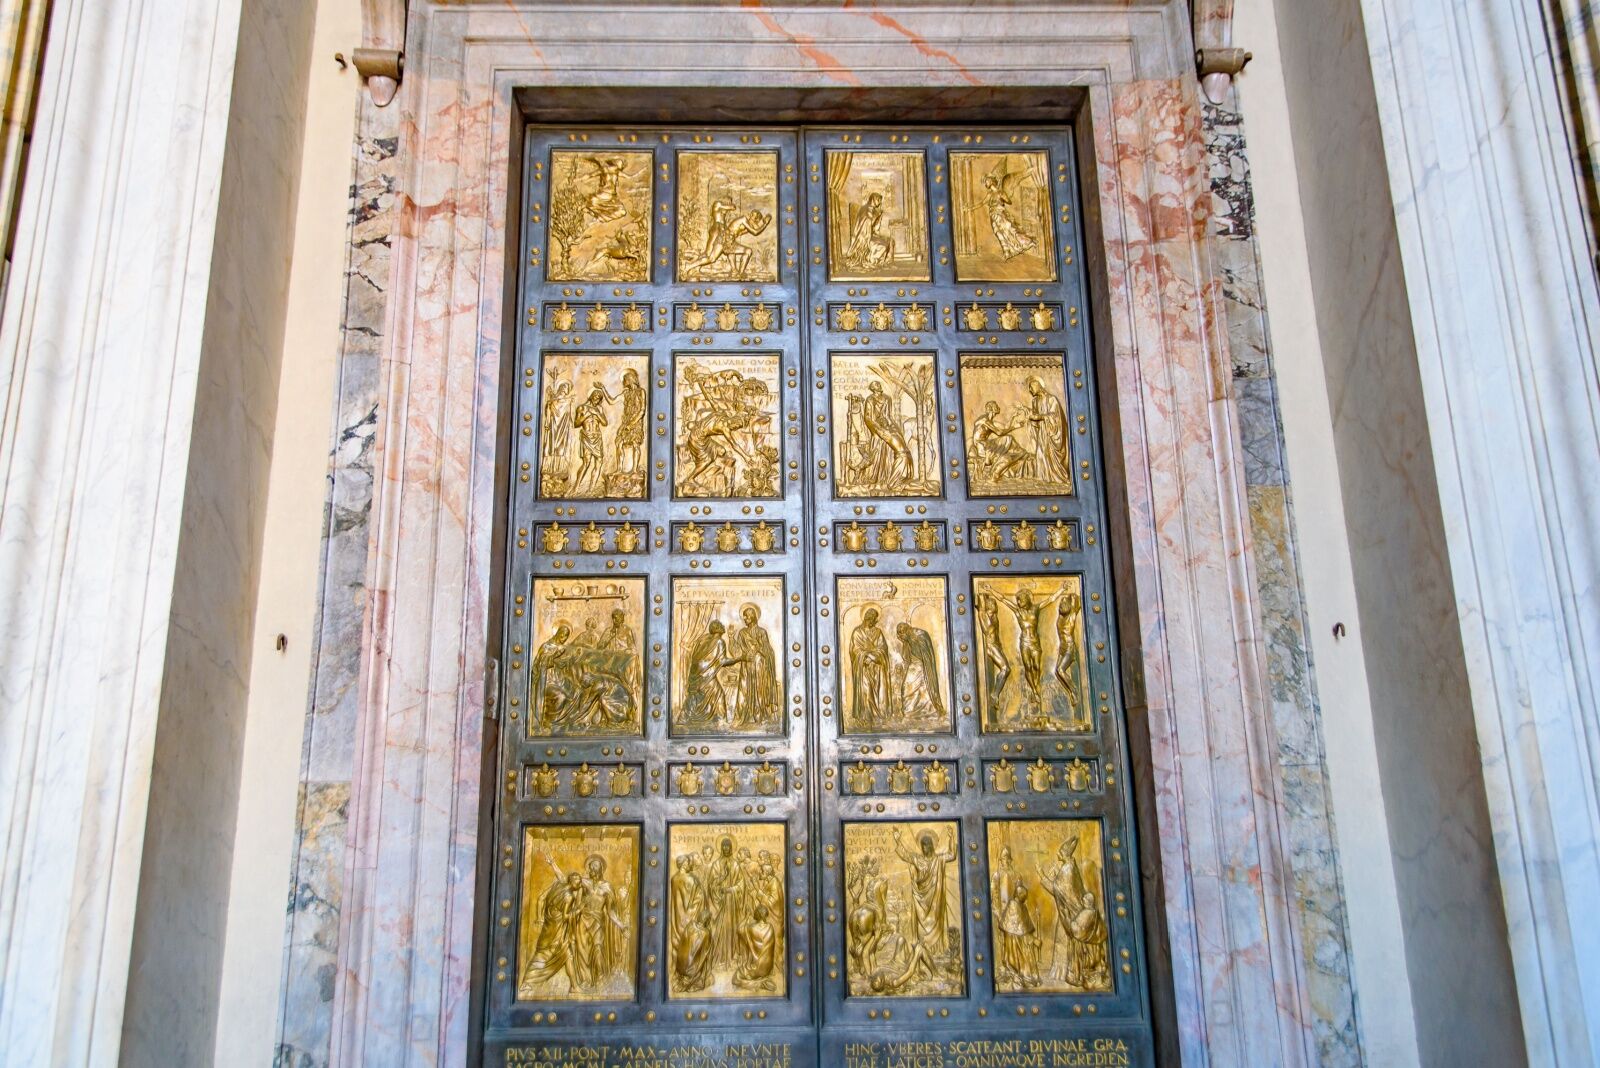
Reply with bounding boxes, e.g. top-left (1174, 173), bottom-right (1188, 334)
top-left (487, 125), bottom-right (1153, 1068)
